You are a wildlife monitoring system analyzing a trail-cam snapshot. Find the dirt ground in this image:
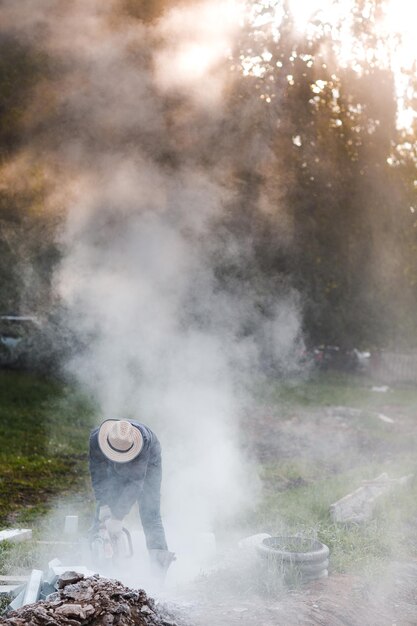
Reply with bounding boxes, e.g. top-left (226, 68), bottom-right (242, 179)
top-left (171, 397), bottom-right (417, 626)
top-left (6, 394), bottom-right (417, 626)
top-left (177, 562), bottom-right (417, 626)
